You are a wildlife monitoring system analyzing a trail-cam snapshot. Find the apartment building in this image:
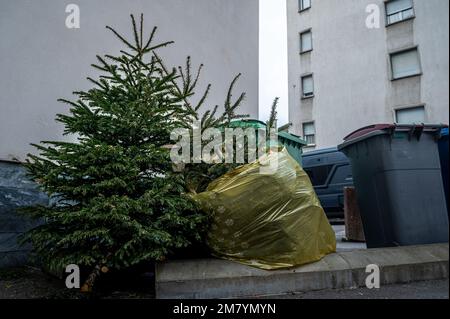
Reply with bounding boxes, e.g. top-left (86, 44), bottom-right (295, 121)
top-left (287, 0), bottom-right (449, 150)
